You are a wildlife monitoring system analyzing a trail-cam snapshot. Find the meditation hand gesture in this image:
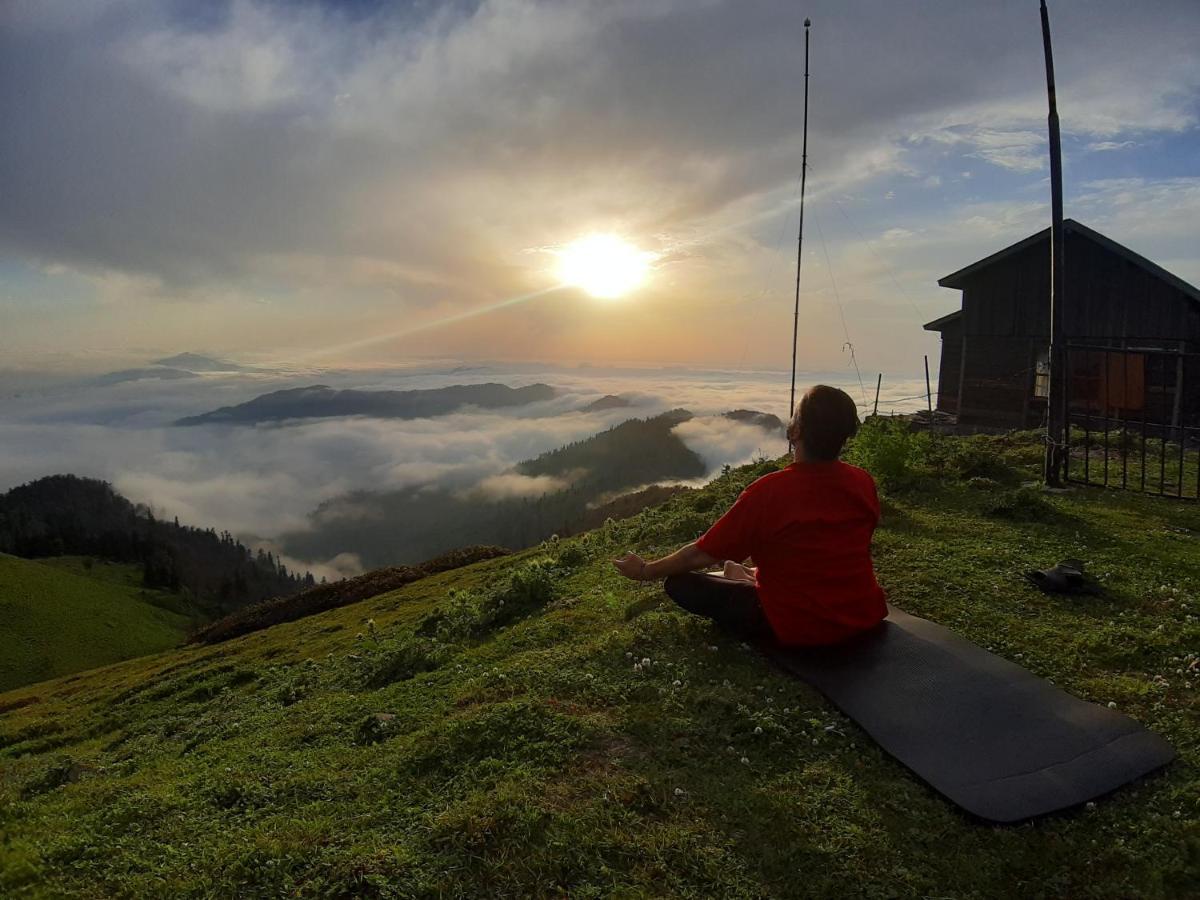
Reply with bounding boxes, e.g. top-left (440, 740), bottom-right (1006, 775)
top-left (612, 552), bottom-right (648, 581)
